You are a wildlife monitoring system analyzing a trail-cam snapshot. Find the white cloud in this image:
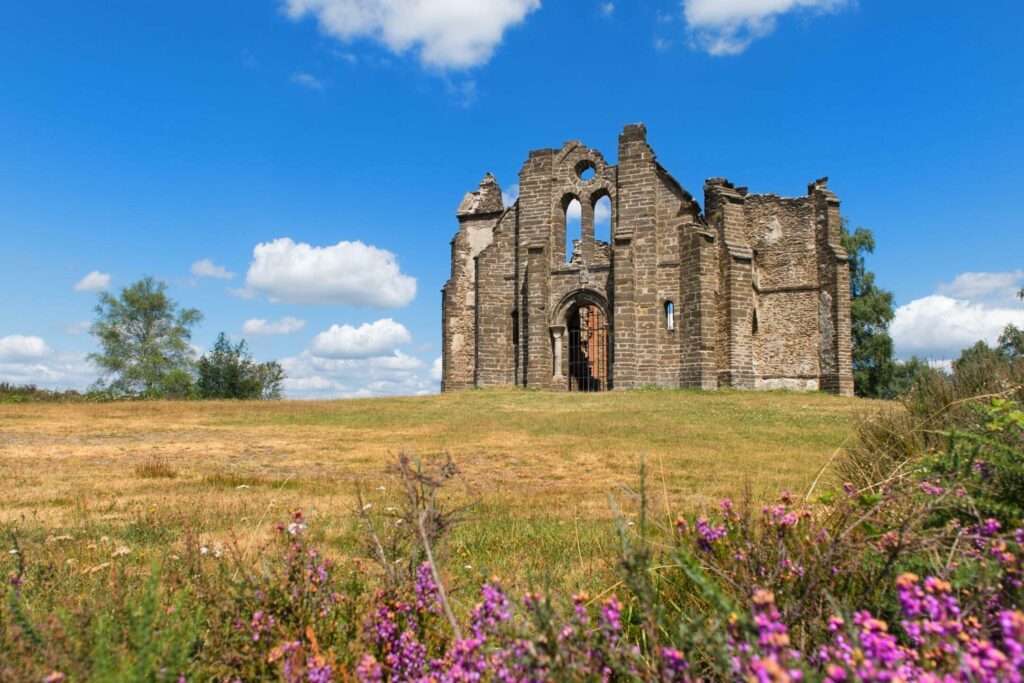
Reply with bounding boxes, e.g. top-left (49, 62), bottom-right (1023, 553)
top-left (191, 259), bottom-right (235, 280)
top-left (282, 0), bottom-right (541, 69)
top-left (310, 318), bottom-right (411, 358)
top-left (242, 316), bottom-right (307, 336)
top-left (244, 237), bottom-right (417, 307)
top-left (0, 350), bottom-right (96, 391)
top-left (63, 321), bottom-right (91, 336)
top-left (290, 72), bottom-right (325, 90)
top-left (429, 356), bottom-right (442, 381)
top-left (0, 335), bottom-right (51, 362)
top-left (74, 271), bottom-right (110, 292)
top-left (280, 349), bottom-right (434, 398)
top-left (936, 269), bottom-right (1024, 305)
top-left (682, 0), bottom-right (850, 56)
top-left (891, 295), bottom-right (1024, 360)
top-left (600, 2), bottom-right (615, 18)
